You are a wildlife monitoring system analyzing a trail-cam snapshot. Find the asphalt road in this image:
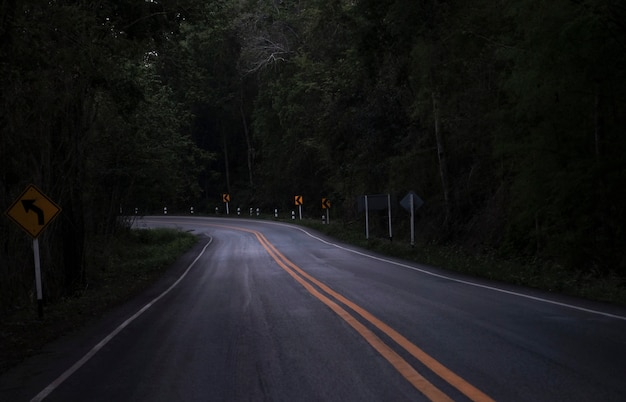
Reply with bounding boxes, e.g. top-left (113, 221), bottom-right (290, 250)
top-left (2, 216), bottom-right (626, 401)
